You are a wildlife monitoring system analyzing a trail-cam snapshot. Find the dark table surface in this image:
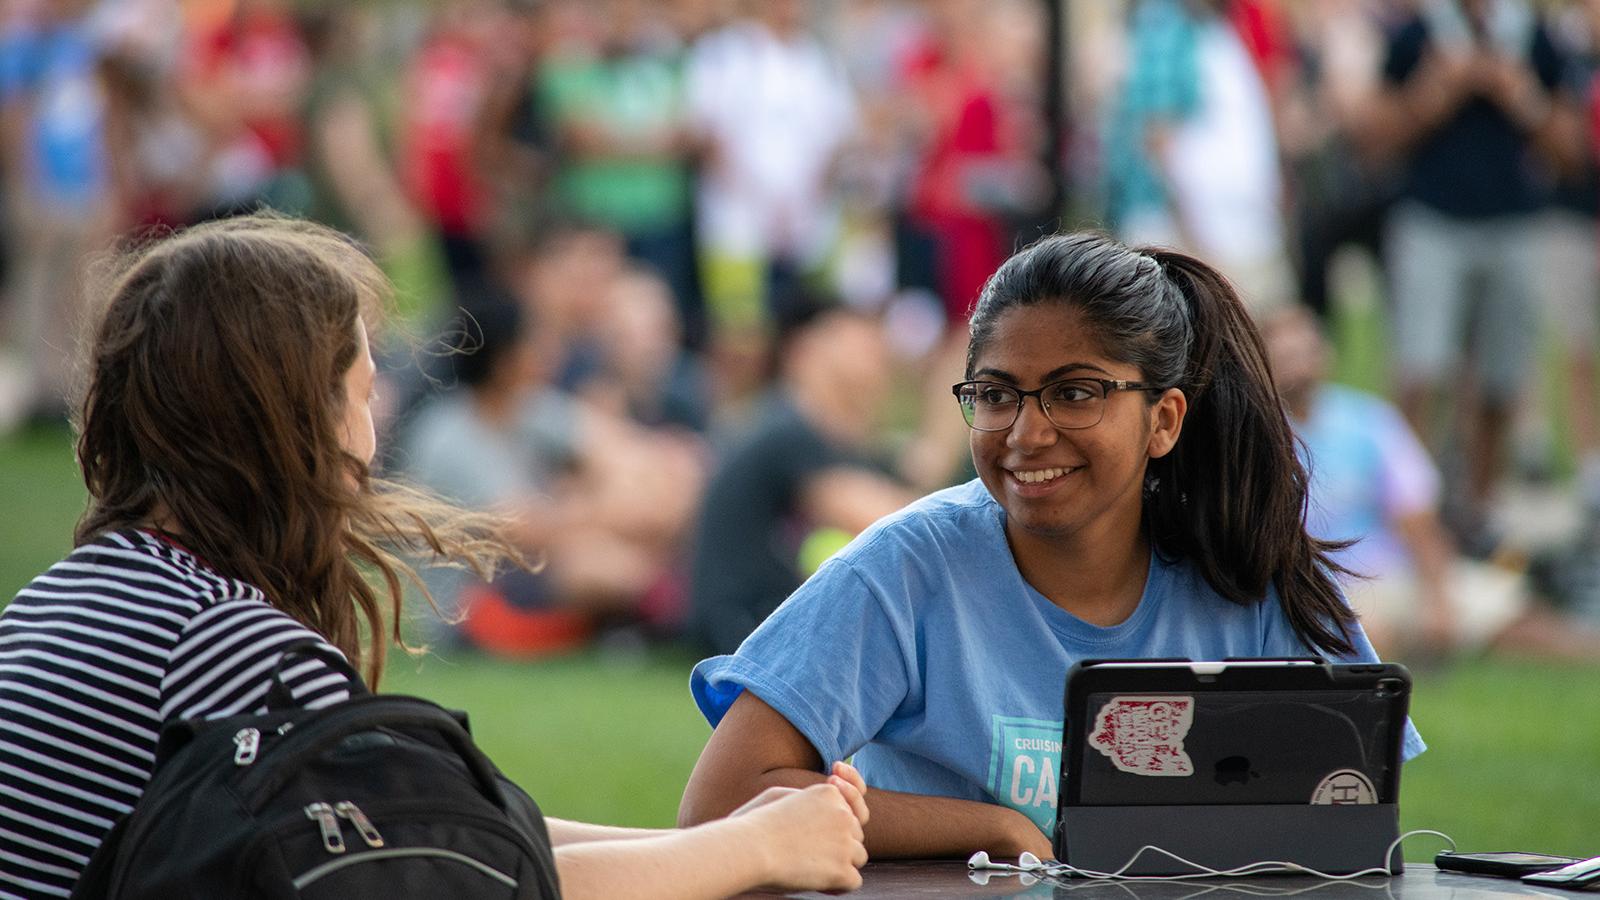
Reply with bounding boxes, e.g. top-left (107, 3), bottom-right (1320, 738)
top-left (763, 862), bottom-right (1588, 899)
